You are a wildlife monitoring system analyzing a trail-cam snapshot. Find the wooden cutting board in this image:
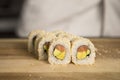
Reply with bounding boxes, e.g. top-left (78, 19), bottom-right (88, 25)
top-left (0, 38), bottom-right (120, 80)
